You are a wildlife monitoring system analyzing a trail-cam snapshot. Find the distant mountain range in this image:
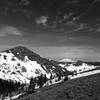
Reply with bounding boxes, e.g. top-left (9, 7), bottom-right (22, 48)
top-left (59, 58), bottom-right (76, 63)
